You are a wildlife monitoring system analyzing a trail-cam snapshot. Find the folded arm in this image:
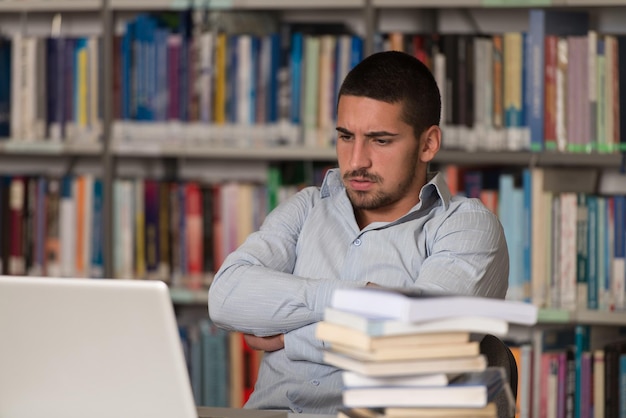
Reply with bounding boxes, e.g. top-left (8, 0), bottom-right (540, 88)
top-left (208, 189), bottom-right (363, 337)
